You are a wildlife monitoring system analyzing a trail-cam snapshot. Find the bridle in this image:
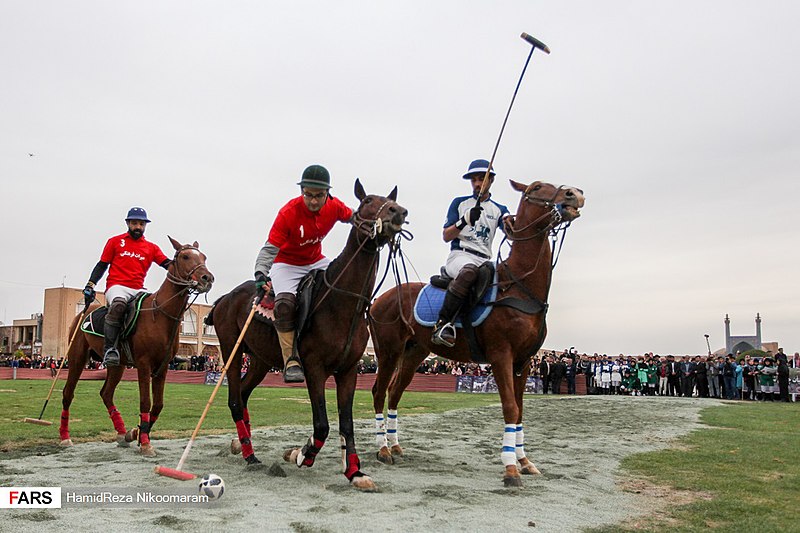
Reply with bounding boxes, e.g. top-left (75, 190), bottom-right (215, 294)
top-left (165, 245), bottom-right (208, 291)
top-left (503, 184), bottom-right (566, 242)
